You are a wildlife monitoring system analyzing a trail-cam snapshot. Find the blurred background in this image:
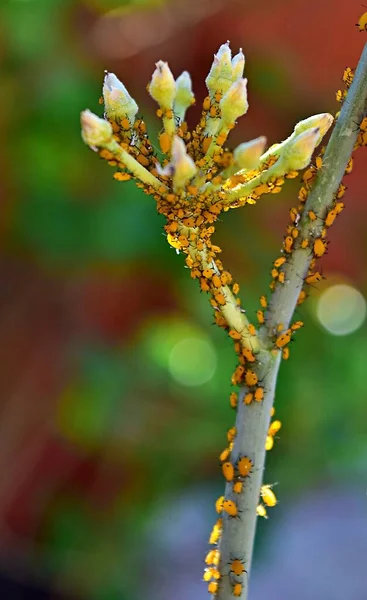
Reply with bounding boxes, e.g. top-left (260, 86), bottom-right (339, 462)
top-left (0, 0), bottom-right (366, 598)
